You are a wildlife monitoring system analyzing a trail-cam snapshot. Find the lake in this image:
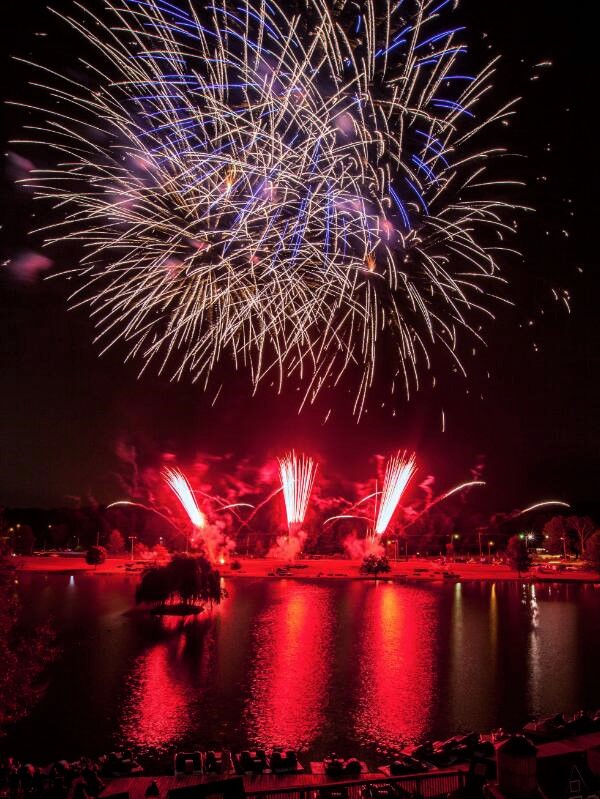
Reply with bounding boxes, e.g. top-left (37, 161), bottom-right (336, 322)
top-left (6, 574), bottom-right (600, 772)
